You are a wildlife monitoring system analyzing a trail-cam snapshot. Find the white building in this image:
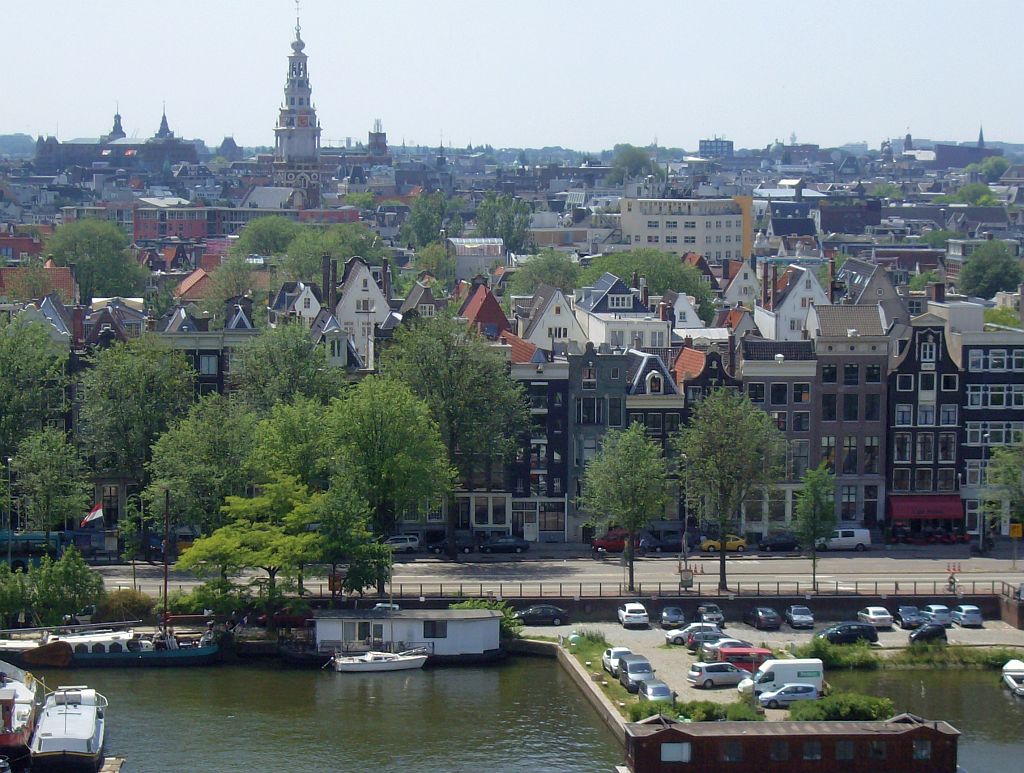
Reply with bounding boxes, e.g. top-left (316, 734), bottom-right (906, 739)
top-left (333, 256), bottom-right (393, 366)
top-left (754, 263), bottom-right (830, 341)
top-left (619, 198), bottom-right (744, 261)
